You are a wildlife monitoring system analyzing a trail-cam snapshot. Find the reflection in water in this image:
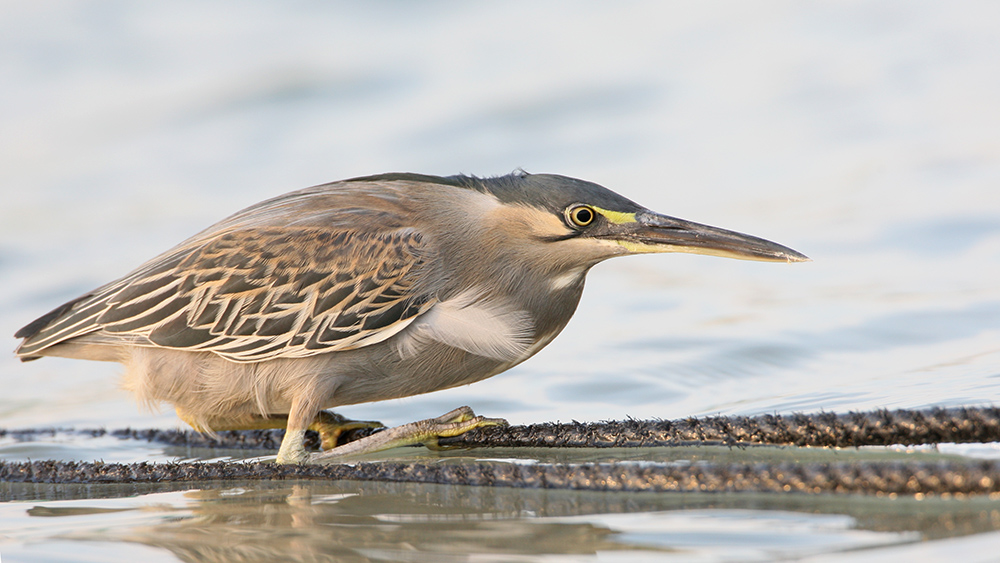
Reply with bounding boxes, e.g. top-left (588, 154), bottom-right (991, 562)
top-left (9, 479), bottom-right (1000, 561)
top-left (56, 483), bottom-right (663, 562)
